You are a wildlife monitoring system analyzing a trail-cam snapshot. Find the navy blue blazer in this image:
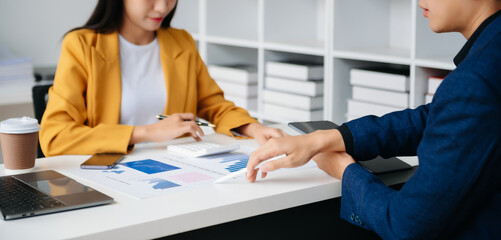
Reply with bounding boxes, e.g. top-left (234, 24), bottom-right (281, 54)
top-left (339, 12), bottom-right (501, 239)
